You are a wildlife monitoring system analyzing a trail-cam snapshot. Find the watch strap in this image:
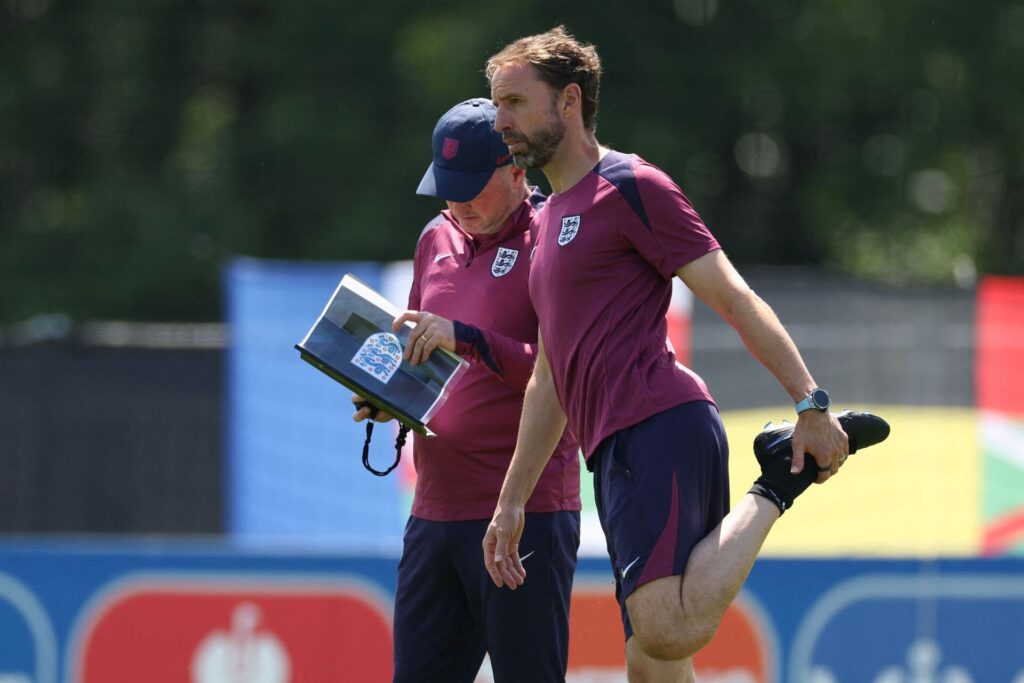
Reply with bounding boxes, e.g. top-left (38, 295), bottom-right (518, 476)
top-left (795, 387), bottom-right (829, 414)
